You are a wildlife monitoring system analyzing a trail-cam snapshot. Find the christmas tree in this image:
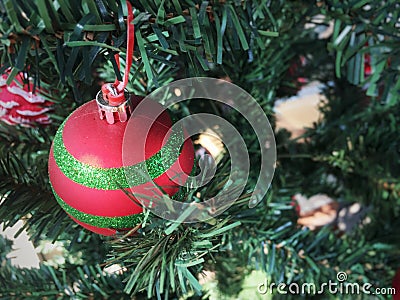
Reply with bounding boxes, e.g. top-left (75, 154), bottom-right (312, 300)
top-left (0, 0), bottom-right (399, 299)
